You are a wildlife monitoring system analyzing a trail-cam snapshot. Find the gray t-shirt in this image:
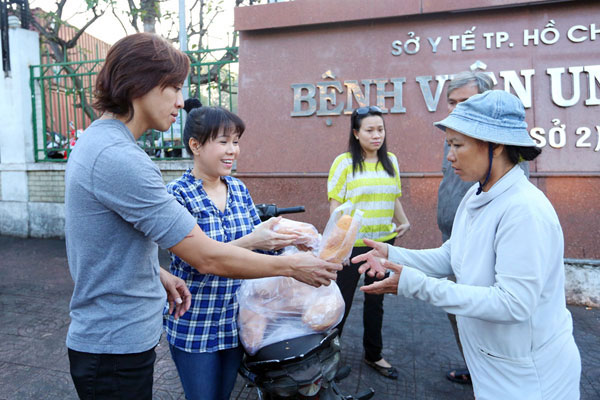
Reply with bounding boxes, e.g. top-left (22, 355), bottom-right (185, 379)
top-left (65, 119), bottom-right (196, 354)
top-left (437, 142), bottom-right (530, 242)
